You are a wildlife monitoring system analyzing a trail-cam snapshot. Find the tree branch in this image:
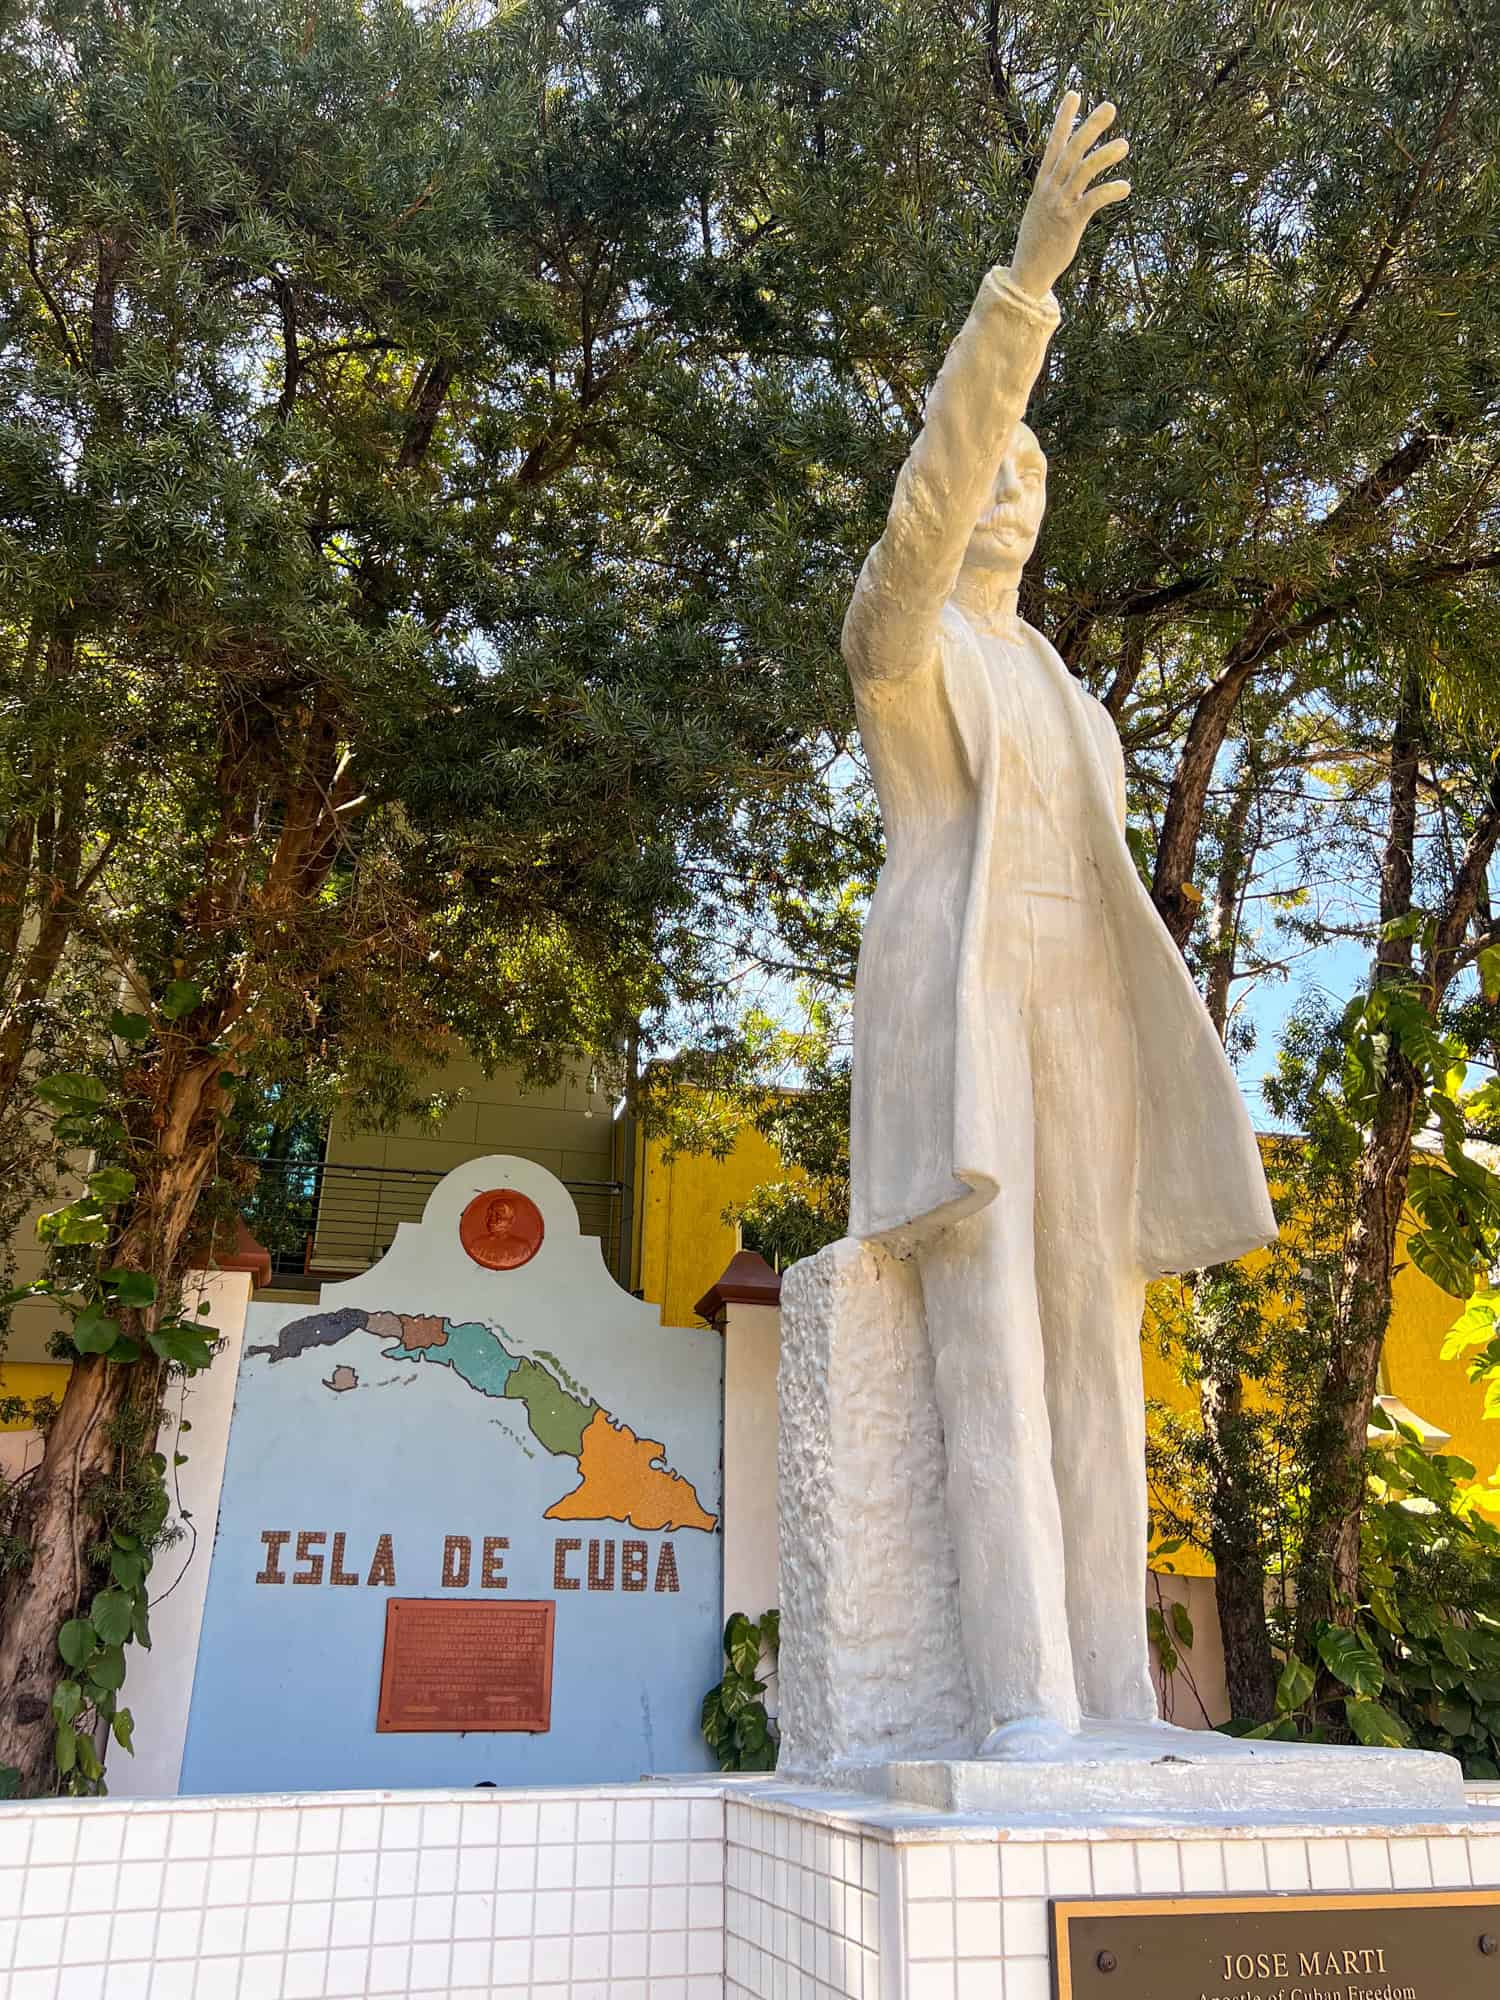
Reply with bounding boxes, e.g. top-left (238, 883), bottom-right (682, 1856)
top-left (89, 234), bottom-right (126, 375)
top-left (19, 208), bottom-right (81, 369)
top-left (1427, 762), bottom-right (1500, 998)
top-left (272, 275), bottom-right (300, 421)
top-left (396, 357), bottom-right (453, 470)
top-left (1305, 65), bottom-right (1471, 383)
